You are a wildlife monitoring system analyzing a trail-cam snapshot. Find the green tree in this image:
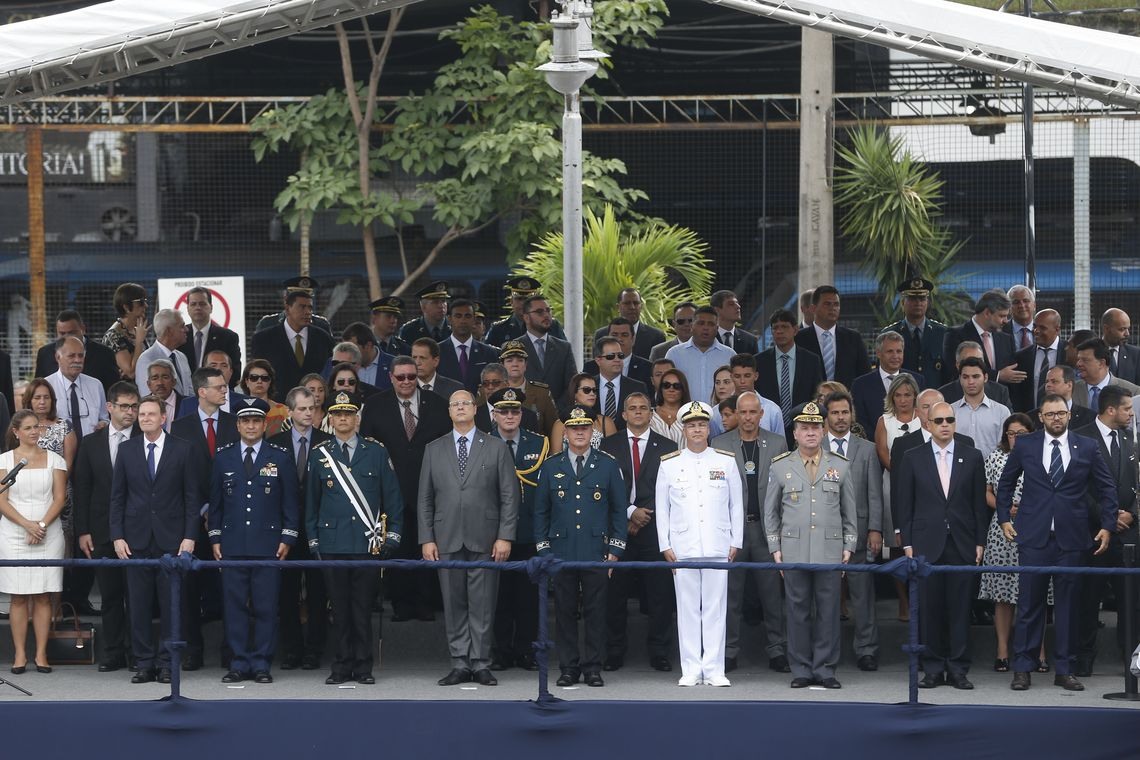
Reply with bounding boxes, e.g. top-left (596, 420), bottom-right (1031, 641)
top-left (833, 125), bottom-right (971, 324)
top-left (515, 205), bottom-right (713, 339)
top-left (251, 2), bottom-right (666, 299)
